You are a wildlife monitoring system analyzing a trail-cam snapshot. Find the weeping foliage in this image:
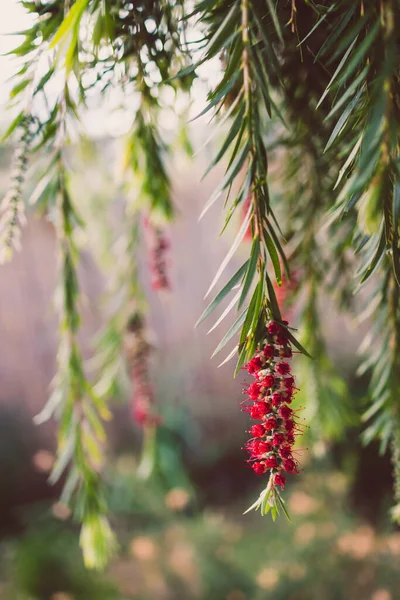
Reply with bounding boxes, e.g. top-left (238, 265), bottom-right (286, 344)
top-left (1, 0), bottom-right (400, 566)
